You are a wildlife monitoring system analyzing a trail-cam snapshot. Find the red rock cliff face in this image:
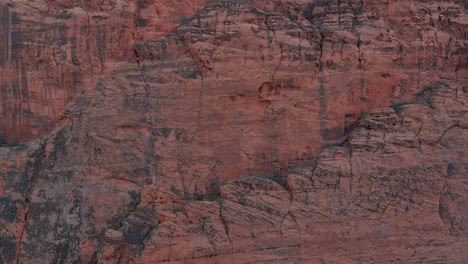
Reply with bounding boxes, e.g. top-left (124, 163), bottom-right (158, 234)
top-left (1, 0), bottom-right (467, 180)
top-left (0, 0), bottom-right (467, 263)
top-left (0, 0), bottom-right (207, 142)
